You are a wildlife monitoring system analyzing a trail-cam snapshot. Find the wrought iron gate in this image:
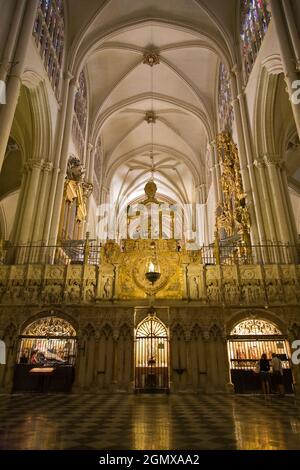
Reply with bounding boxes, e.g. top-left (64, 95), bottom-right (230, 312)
top-left (135, 315), bottom-right (169, 392)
